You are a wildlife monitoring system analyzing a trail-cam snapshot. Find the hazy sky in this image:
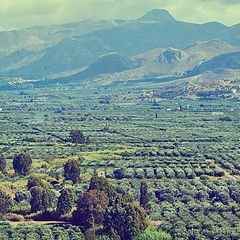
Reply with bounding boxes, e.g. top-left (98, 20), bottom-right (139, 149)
top-left (0, 0), bottom-right (240, 30)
